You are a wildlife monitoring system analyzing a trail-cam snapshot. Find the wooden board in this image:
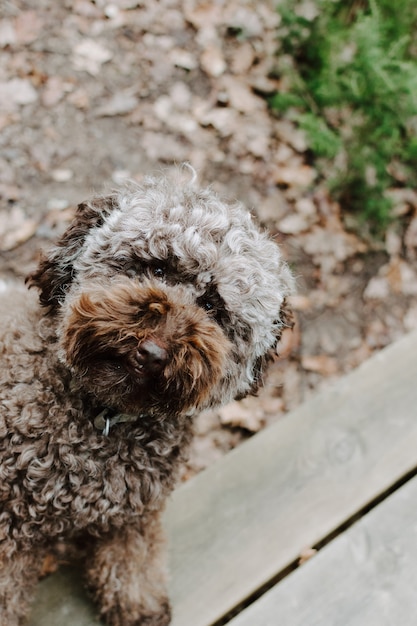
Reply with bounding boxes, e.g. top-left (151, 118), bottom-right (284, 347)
top-left (166, 328), bottom-right (417, 626)
top-left (227, 473), bottom-right (417, 626)
top-left (29, 329), bottom-right (417, 626)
